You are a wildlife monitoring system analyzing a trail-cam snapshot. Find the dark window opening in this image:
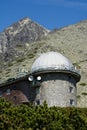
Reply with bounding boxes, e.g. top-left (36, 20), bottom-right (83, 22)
top-left (69, 76), bottom-right (71, 79)
top-left (22, 102), bottom-right (29, 105)
top-left (6, 89), bottom-right (11, 95)
top-left (0, 91), bottom-right (2, 97)
top-left (13, 96), bottom-right (17, 100)
top-left (14, 86), bottom-right (16, 89)
top-left (70, 99), bottom-right (74, 105)
top-left (35, 81), bottom-right (41, 87)
top-left (69, 86), bottom-right (73, 93)
top-left (69, 76), bottom-right (72, 82)
top-left (36, 99), bottom-right (40, 105)
top-left (36, 87), bottom-right (39, 94)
